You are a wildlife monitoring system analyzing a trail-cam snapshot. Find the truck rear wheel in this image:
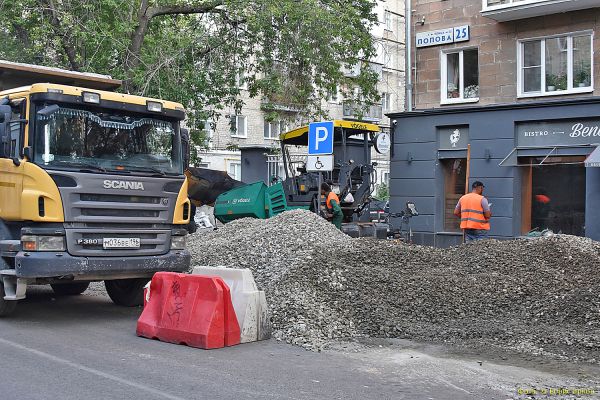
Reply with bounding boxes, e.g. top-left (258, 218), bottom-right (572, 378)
top-left (104, 278), bottom-right (148, 307)
top-left (0, 280), bottom-right (17, 317)
top-left (51, 282), bottom-right (90, 296)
